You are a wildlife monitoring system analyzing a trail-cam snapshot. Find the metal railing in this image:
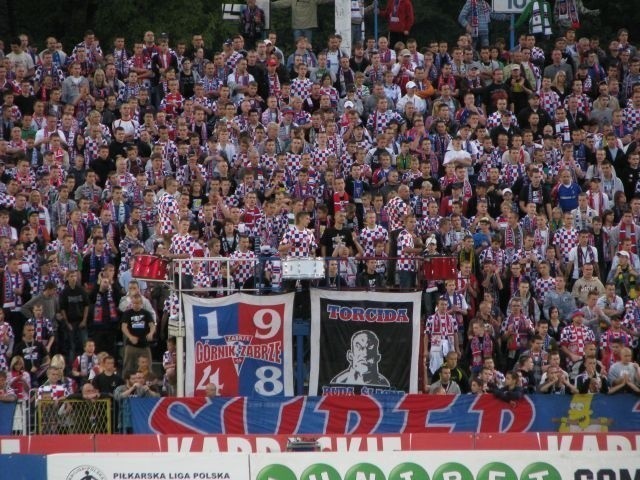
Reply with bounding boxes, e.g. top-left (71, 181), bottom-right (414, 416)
top-left (35, 398), bottom-right (112, 434)
top-left (166, 254), bottom-right (452, 295)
